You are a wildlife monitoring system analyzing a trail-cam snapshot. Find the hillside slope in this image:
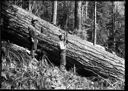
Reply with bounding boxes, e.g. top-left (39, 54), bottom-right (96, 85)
top-left (1, 41), bottom-right (124, 90)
